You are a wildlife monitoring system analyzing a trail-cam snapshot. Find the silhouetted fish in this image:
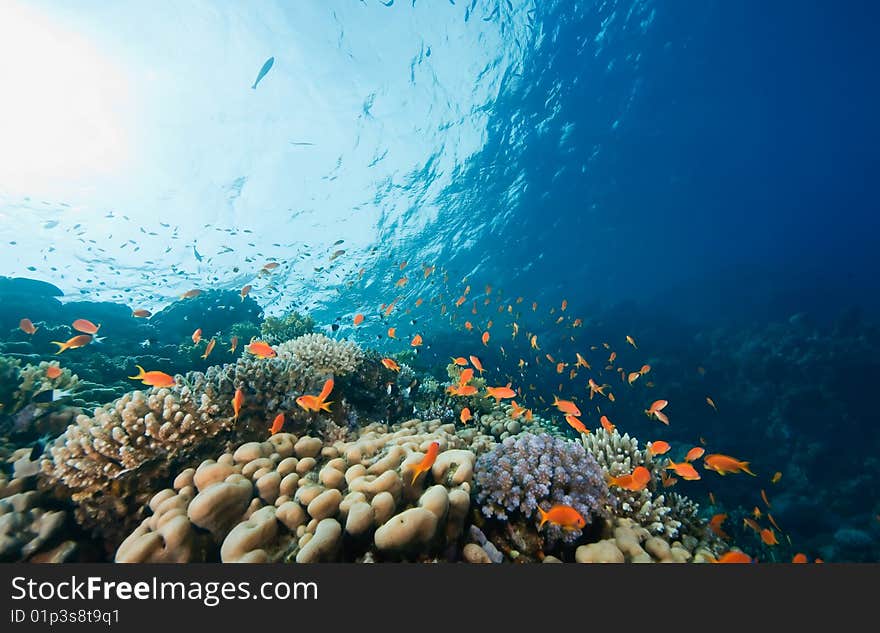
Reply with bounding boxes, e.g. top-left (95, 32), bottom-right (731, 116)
top-left (252, 56), bottom-right (275, 89)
